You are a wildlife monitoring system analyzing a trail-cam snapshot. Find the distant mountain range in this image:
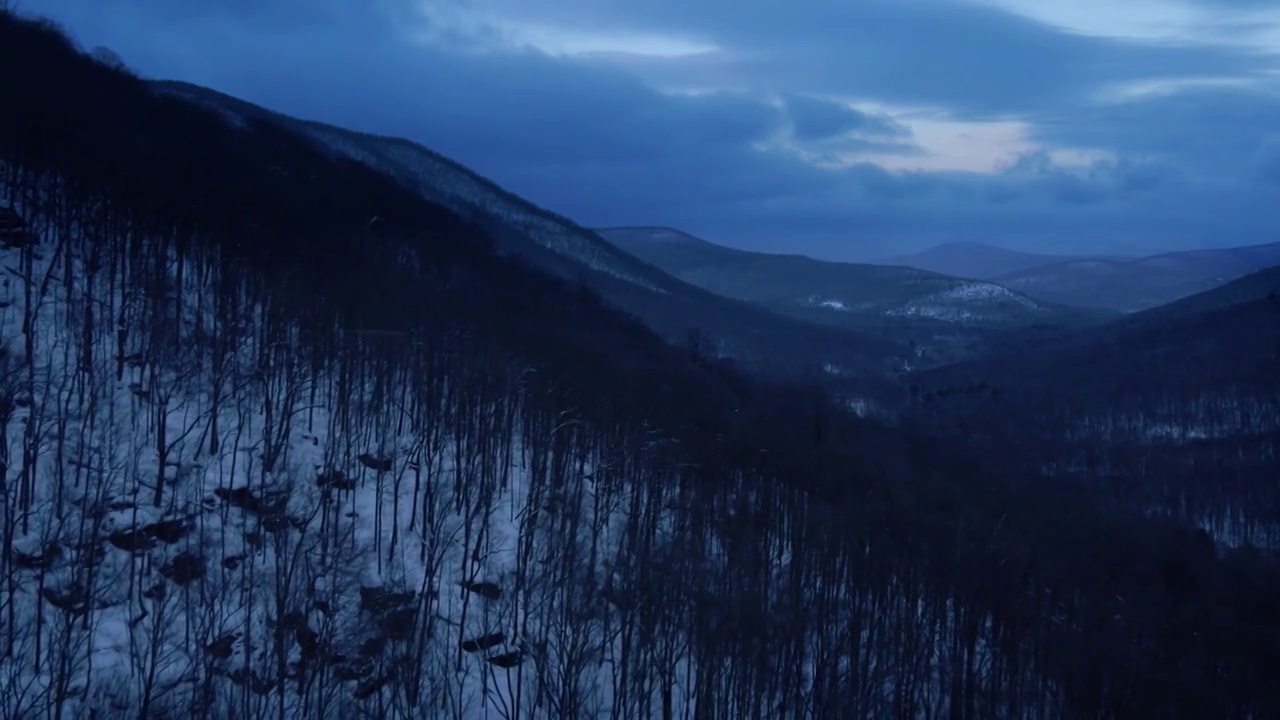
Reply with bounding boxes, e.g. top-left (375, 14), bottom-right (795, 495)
top-left (875, 241), bottom-right (1126, 280)
top-left (599, 227), bottom-right (1113, 368)
top-left (990, 243), bottom-right (1280, 312)
top-left (881, 240), bottom-right (1280, 313)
